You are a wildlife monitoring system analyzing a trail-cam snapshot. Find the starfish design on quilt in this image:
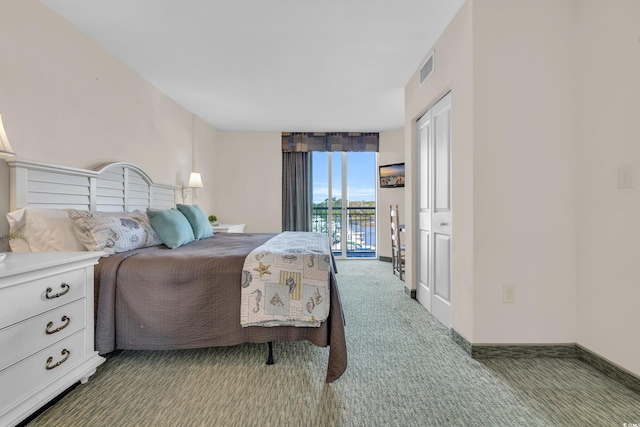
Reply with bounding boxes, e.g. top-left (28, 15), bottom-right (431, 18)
top-left (253, 262), bottom-right (272, 278)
